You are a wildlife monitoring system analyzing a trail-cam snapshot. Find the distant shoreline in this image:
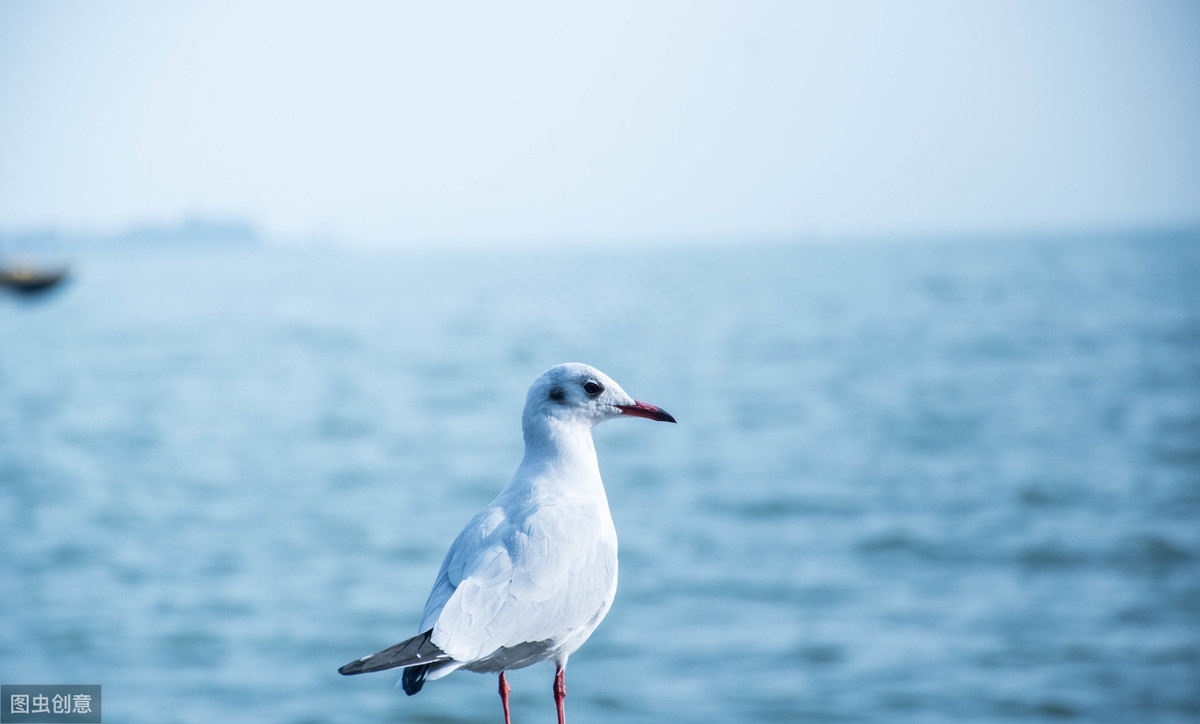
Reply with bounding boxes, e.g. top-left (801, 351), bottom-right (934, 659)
top-left (0, 218), bottom-right (260, 256)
